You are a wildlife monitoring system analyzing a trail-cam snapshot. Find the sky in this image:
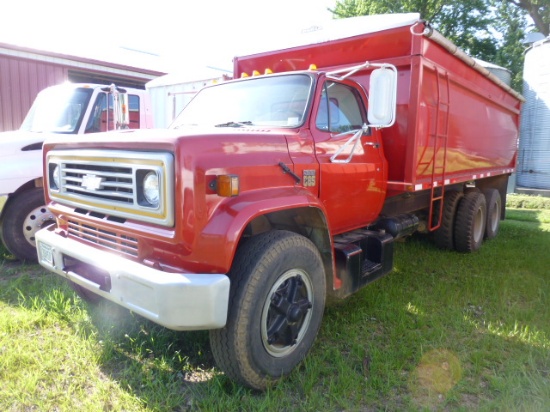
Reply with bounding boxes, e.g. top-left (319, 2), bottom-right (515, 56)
top-left (0, 0), bottom-right (336, 74)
